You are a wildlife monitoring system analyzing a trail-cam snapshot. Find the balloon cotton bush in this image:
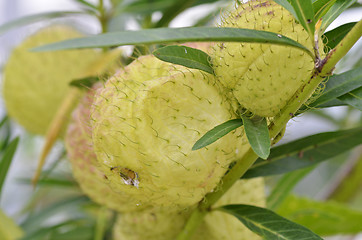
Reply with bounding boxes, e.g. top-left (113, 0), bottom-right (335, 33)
top-left (0, 0), bottom-right (361, 239)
